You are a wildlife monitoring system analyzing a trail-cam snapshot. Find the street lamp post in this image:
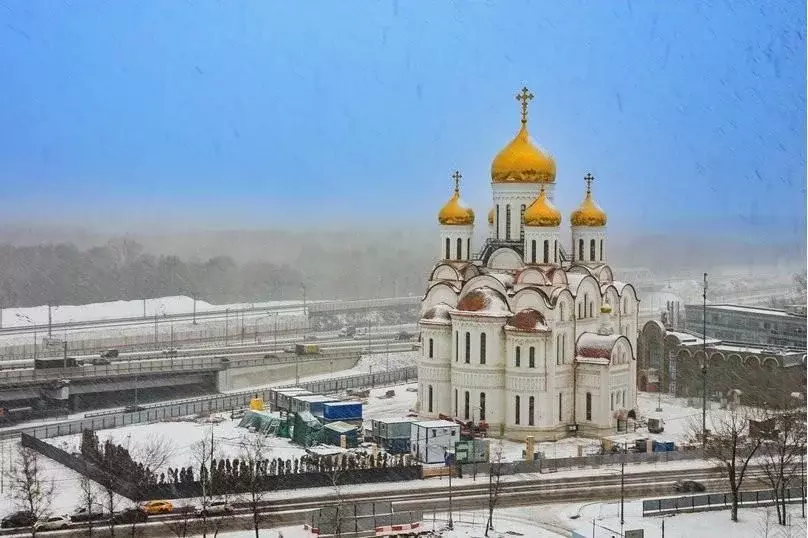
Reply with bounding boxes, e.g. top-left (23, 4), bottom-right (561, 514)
top-left (620, 440), bottom-right (626, 533)
top-left (225, 308), bottom-right (230, 346)
top-left (702, 272), bottom-right (708, 449)
top-left (16, 314), bottom-right (37, 361)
